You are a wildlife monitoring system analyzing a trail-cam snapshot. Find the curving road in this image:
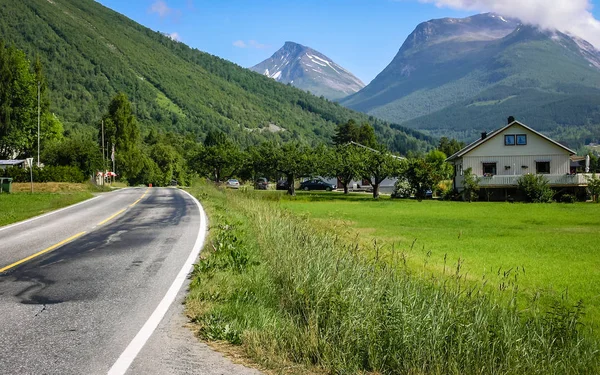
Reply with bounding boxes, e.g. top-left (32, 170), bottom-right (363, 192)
top-left (0, 188), bottom-right (260, 375)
